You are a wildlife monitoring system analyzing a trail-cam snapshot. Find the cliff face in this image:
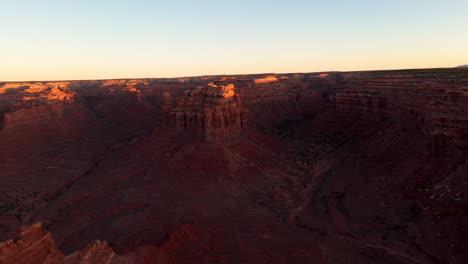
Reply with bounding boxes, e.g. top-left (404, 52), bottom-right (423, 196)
top-left (4, 101), bottom-right (73, 129)
top-left (1, 85), bottom-right (75, 129)
top-left (327, 70), bottom-right (468, 158)
top-left (161, 83), bottom-right (248, 141)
